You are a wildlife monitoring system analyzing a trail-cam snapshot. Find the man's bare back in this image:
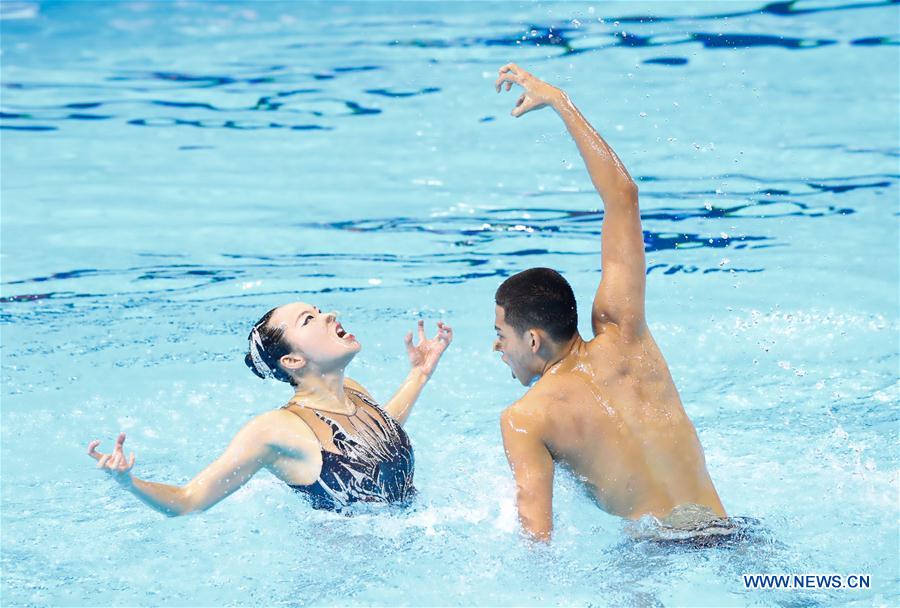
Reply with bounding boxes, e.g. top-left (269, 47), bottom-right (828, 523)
top-left (510, 326), bottom-right (725, 521)
top-left (492, 64), bottom-right (726, 540)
